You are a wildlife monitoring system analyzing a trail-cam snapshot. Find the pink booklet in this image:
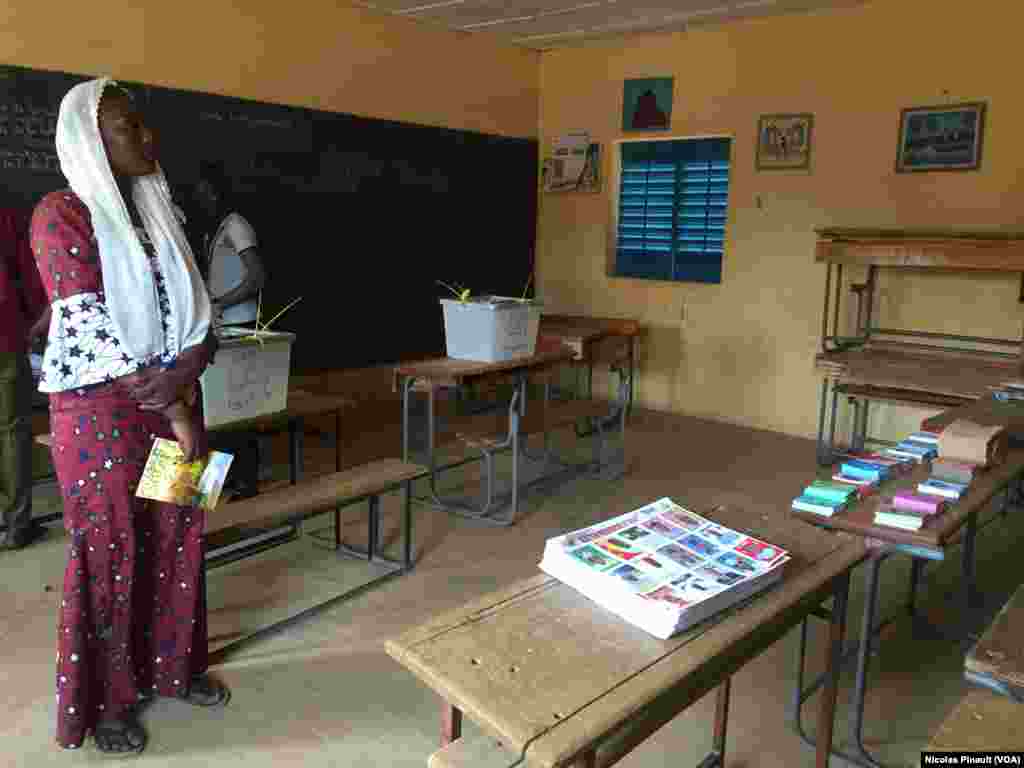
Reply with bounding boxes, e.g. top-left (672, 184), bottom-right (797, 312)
top-left (891, 491), bottom-right (945, 516)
